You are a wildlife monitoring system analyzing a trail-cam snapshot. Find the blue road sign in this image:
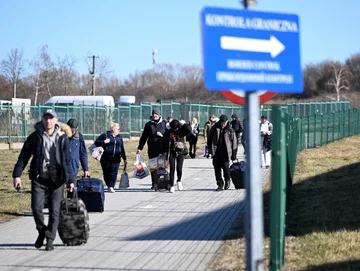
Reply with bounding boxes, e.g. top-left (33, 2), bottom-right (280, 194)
top-left (201, 7), bottom-right (303, 93)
